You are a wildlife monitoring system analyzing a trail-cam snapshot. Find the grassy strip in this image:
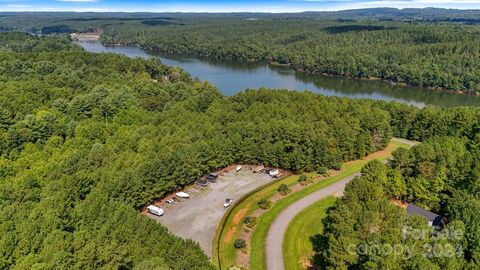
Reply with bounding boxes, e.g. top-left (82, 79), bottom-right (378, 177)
top-left (249, 139), bottom-right (413, 270)
top-left (214, 173), bottom-right (316, 269)
top-left (214, 139), bottom-right (412, 269)
top-left (283, 197), bottom-right (336, 270)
